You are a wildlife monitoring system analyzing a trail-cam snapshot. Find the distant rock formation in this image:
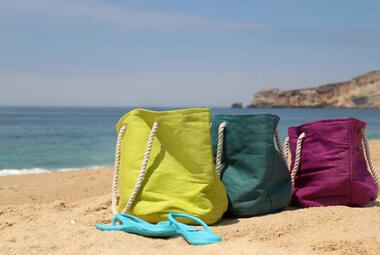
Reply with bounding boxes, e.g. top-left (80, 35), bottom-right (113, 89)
top-left (248, 71), bottom-right (380, 108)
top-left (231, 102), bottom-right (243, 108)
